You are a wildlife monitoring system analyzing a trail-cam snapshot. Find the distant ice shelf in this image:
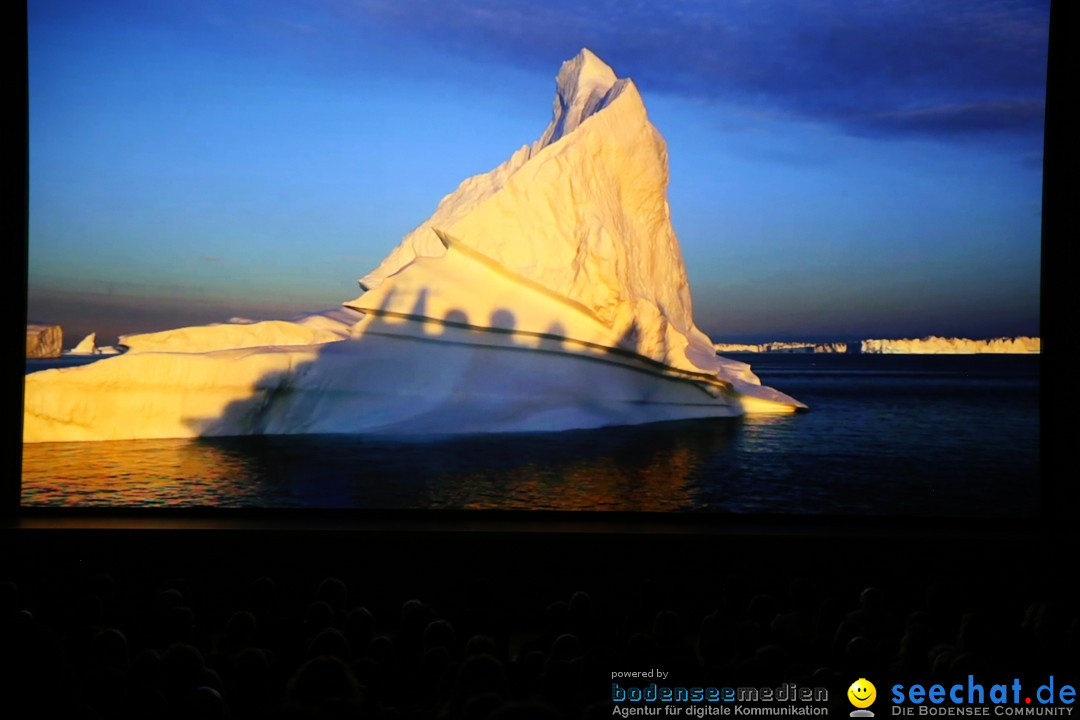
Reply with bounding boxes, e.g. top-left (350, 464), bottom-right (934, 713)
top-left (714, 337), bottom-right (1039, 354)
top-left (860, 337), bottom-right (1040, 354)
top-left (23, 49), bottom-right (804, 443)
top-left (713, 342), bottom-right (850, 354)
